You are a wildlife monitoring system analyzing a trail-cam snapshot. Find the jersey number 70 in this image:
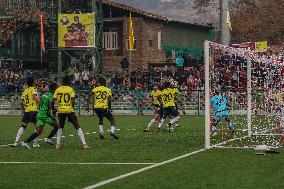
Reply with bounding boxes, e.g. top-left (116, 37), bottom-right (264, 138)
top-left (57, 93), bottom-right (71, 103)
